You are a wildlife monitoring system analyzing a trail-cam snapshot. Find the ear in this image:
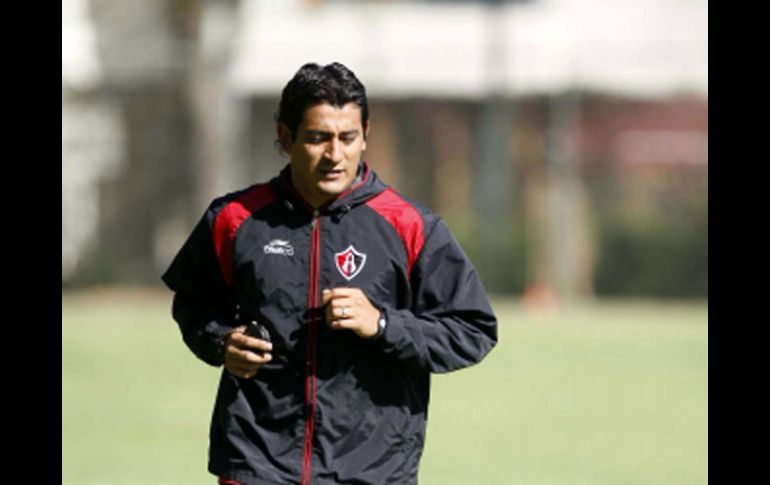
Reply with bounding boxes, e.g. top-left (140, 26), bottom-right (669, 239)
top-left (277, 123), bottom-right (292, 153)
top-left (362, 121), bottom-right (370, 151)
